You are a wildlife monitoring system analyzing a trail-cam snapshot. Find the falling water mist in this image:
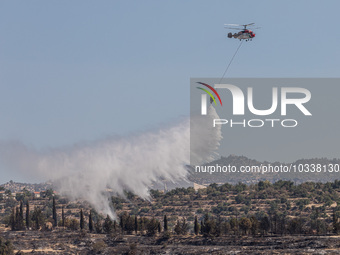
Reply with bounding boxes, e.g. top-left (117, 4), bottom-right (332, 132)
top-left (0, 106), bottom-right (221, 218)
